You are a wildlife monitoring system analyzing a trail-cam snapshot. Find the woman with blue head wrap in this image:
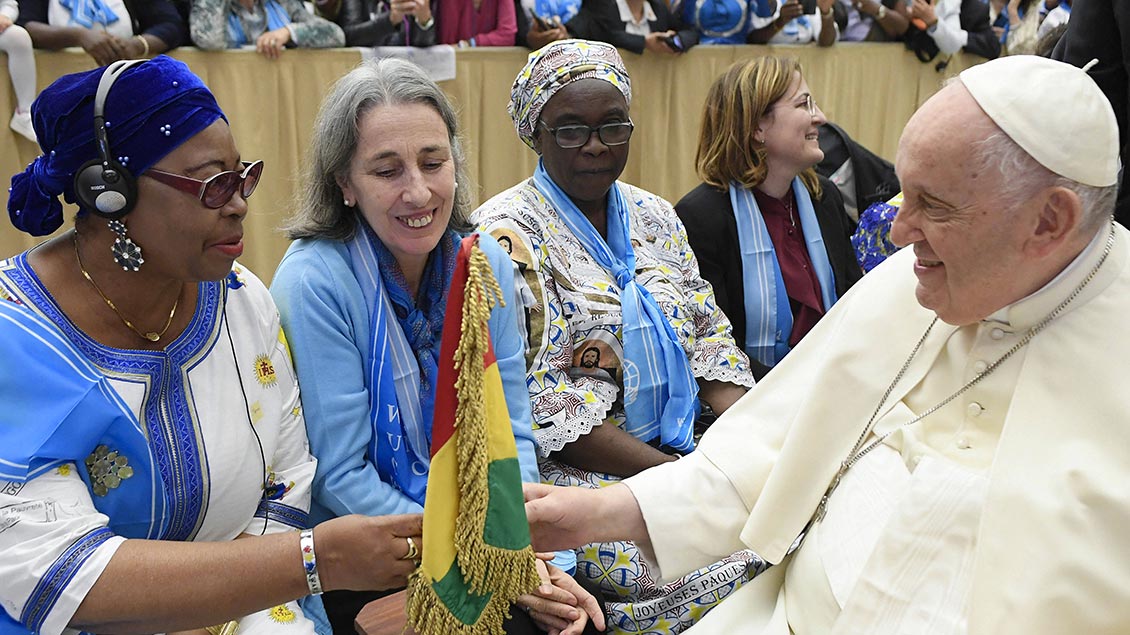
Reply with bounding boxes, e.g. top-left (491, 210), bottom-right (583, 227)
top-left (0, 56), bottom-right (422, 635)
top-left (472, 39), bottom-right (763, 634)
